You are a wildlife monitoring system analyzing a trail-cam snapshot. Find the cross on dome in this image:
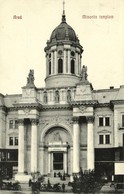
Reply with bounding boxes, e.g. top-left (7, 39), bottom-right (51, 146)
top-left (62, 0), bottom-right (66, 22)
